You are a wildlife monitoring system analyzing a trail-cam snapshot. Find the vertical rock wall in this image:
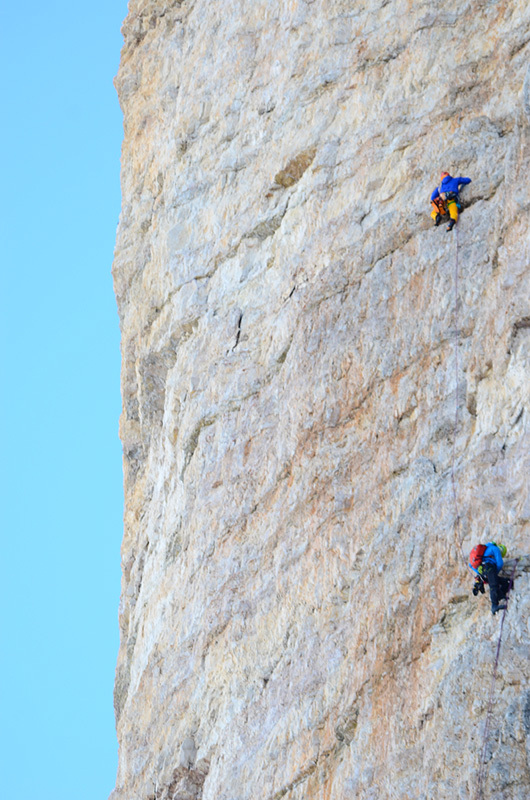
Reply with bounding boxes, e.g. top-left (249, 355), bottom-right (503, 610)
top-left (111, 1), bottom-right (530, 798)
